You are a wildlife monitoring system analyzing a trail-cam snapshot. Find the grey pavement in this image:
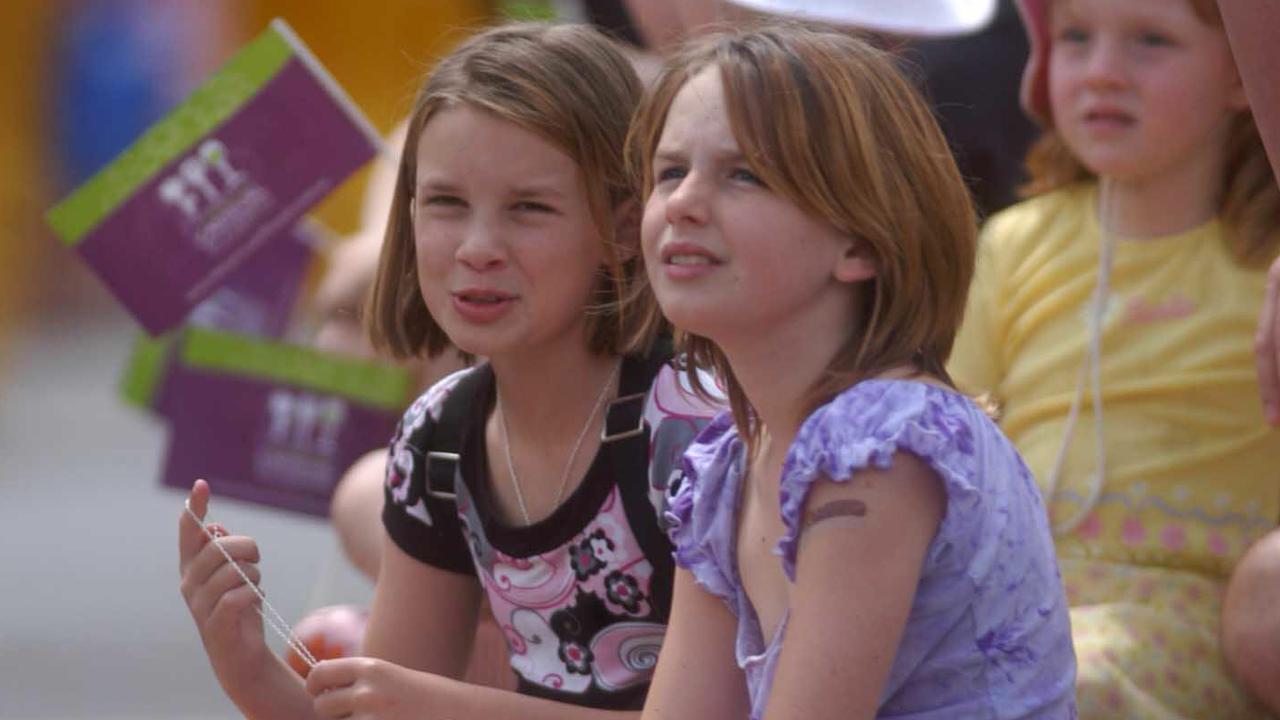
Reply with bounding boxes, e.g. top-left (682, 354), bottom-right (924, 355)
top-left (0, 306), bottom-right (372, 719)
